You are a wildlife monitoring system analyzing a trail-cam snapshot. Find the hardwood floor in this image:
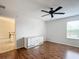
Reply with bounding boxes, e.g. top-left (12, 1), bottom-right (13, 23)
top-left (0, 41), bottom-right (79, 59)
